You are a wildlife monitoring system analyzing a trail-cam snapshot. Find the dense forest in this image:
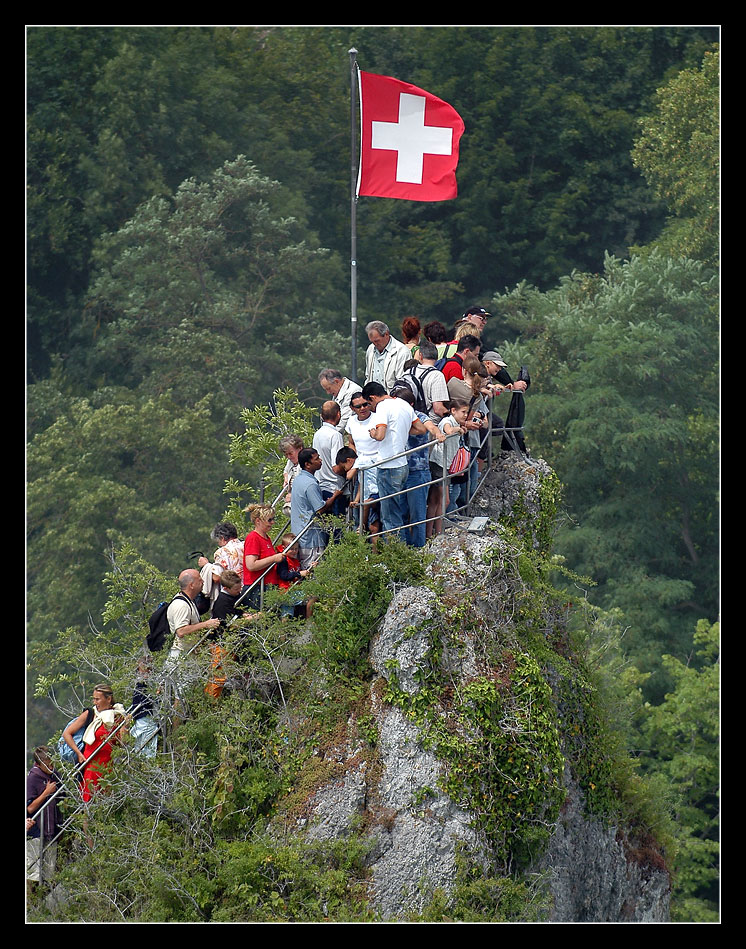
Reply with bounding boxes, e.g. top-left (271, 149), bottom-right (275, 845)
top-left (26, 26), bottom-right (719, 921)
